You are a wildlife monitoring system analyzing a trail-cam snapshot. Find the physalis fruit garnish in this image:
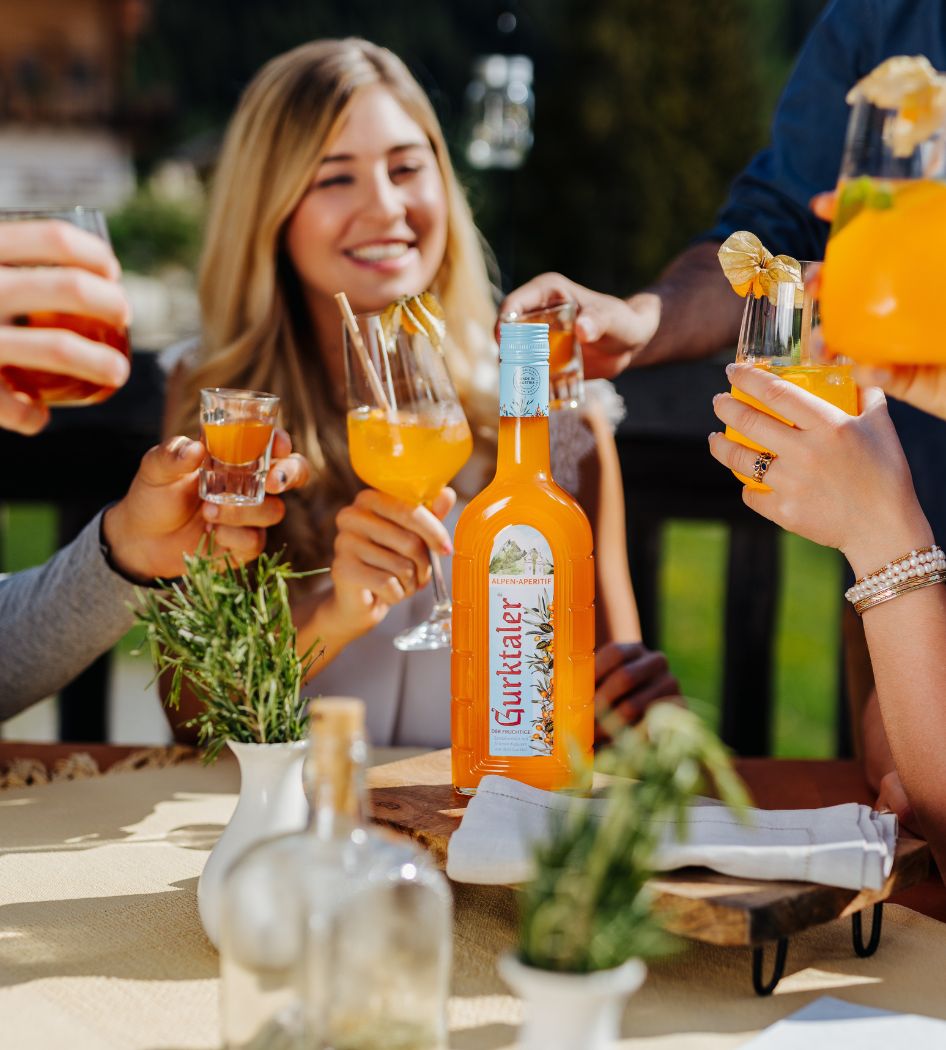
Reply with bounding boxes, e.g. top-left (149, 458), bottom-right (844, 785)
top-left (717, 231), bottom-right (802, 303)
top-left (846, 55), bottom-right (946, 158)
top-left (380, 292), bottom-right (446, 350)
